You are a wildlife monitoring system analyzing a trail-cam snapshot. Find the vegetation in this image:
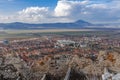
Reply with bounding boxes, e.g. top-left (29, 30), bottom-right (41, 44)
top-left (0, 29), bottom-right (119, 39)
